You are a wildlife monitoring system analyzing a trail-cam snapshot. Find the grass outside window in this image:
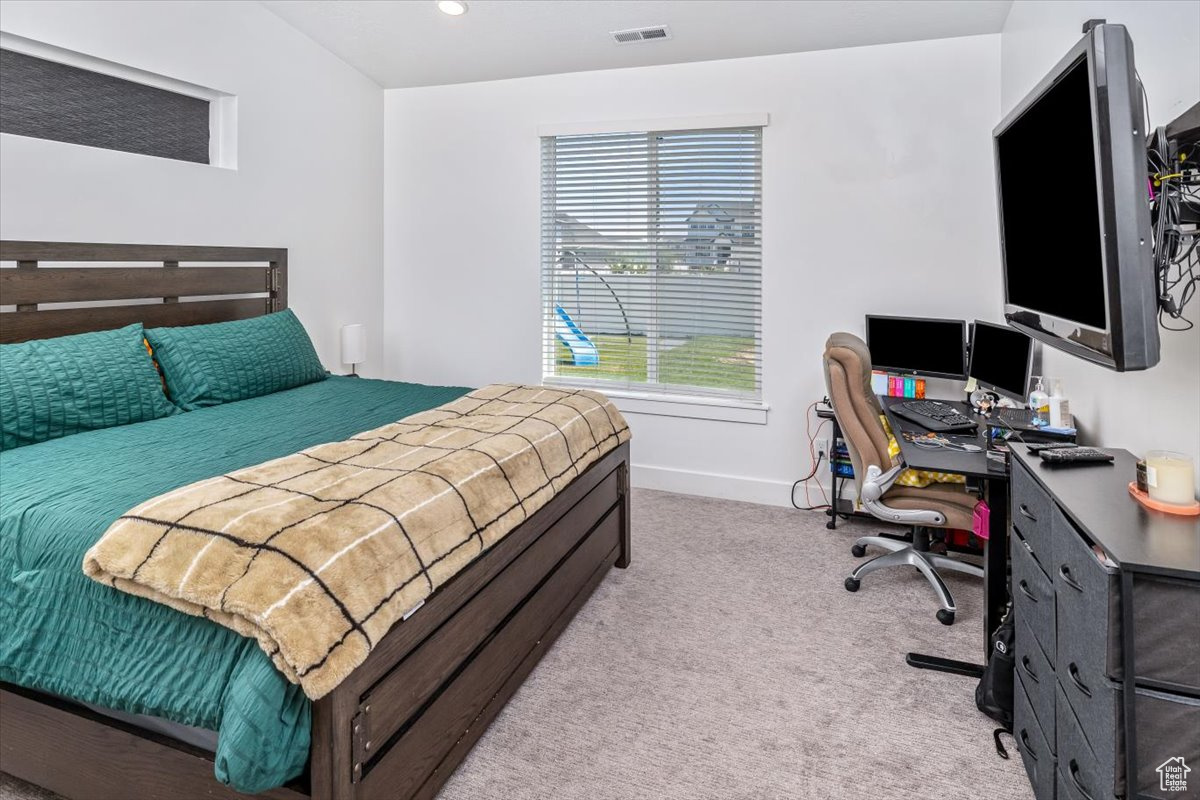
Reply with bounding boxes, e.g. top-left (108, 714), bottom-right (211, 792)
top-left (555, 334), bottom-right (756, 393)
